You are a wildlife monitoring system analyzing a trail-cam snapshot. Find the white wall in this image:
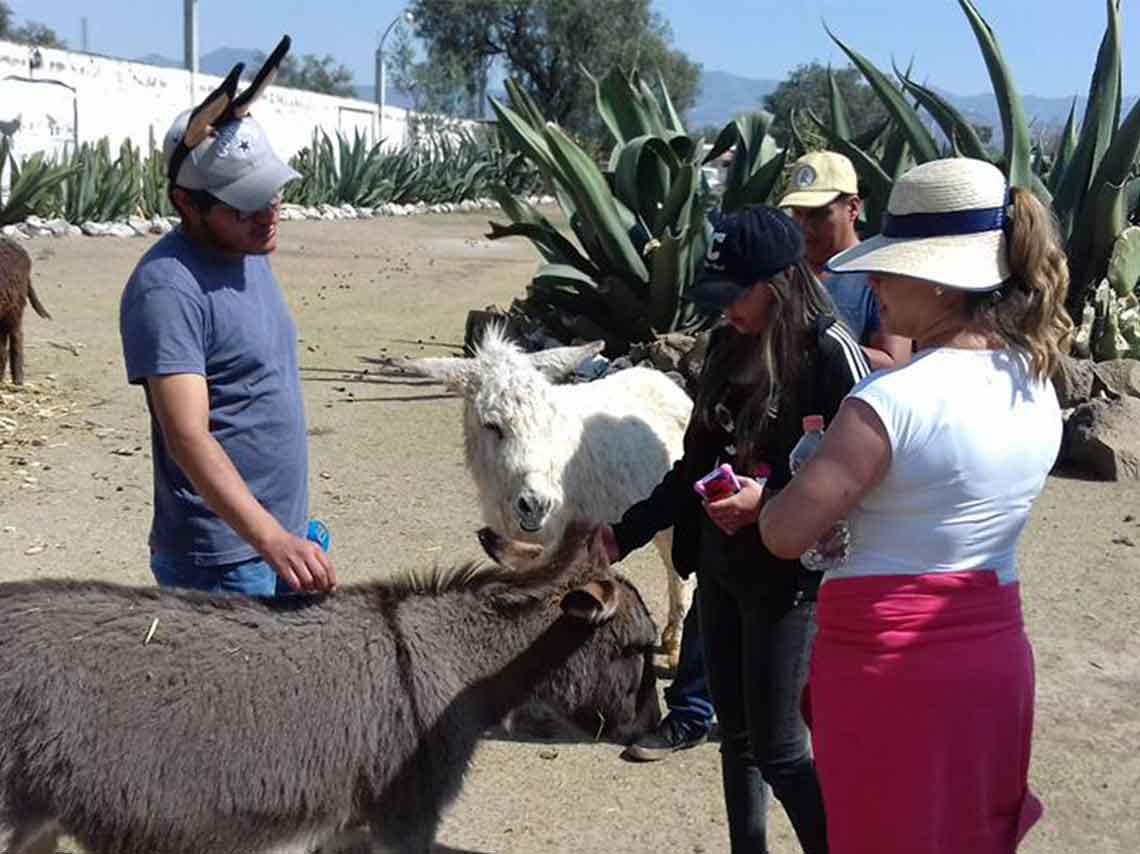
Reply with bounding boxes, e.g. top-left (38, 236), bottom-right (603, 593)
top-left (0, 39), bottom-right (415, 162)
